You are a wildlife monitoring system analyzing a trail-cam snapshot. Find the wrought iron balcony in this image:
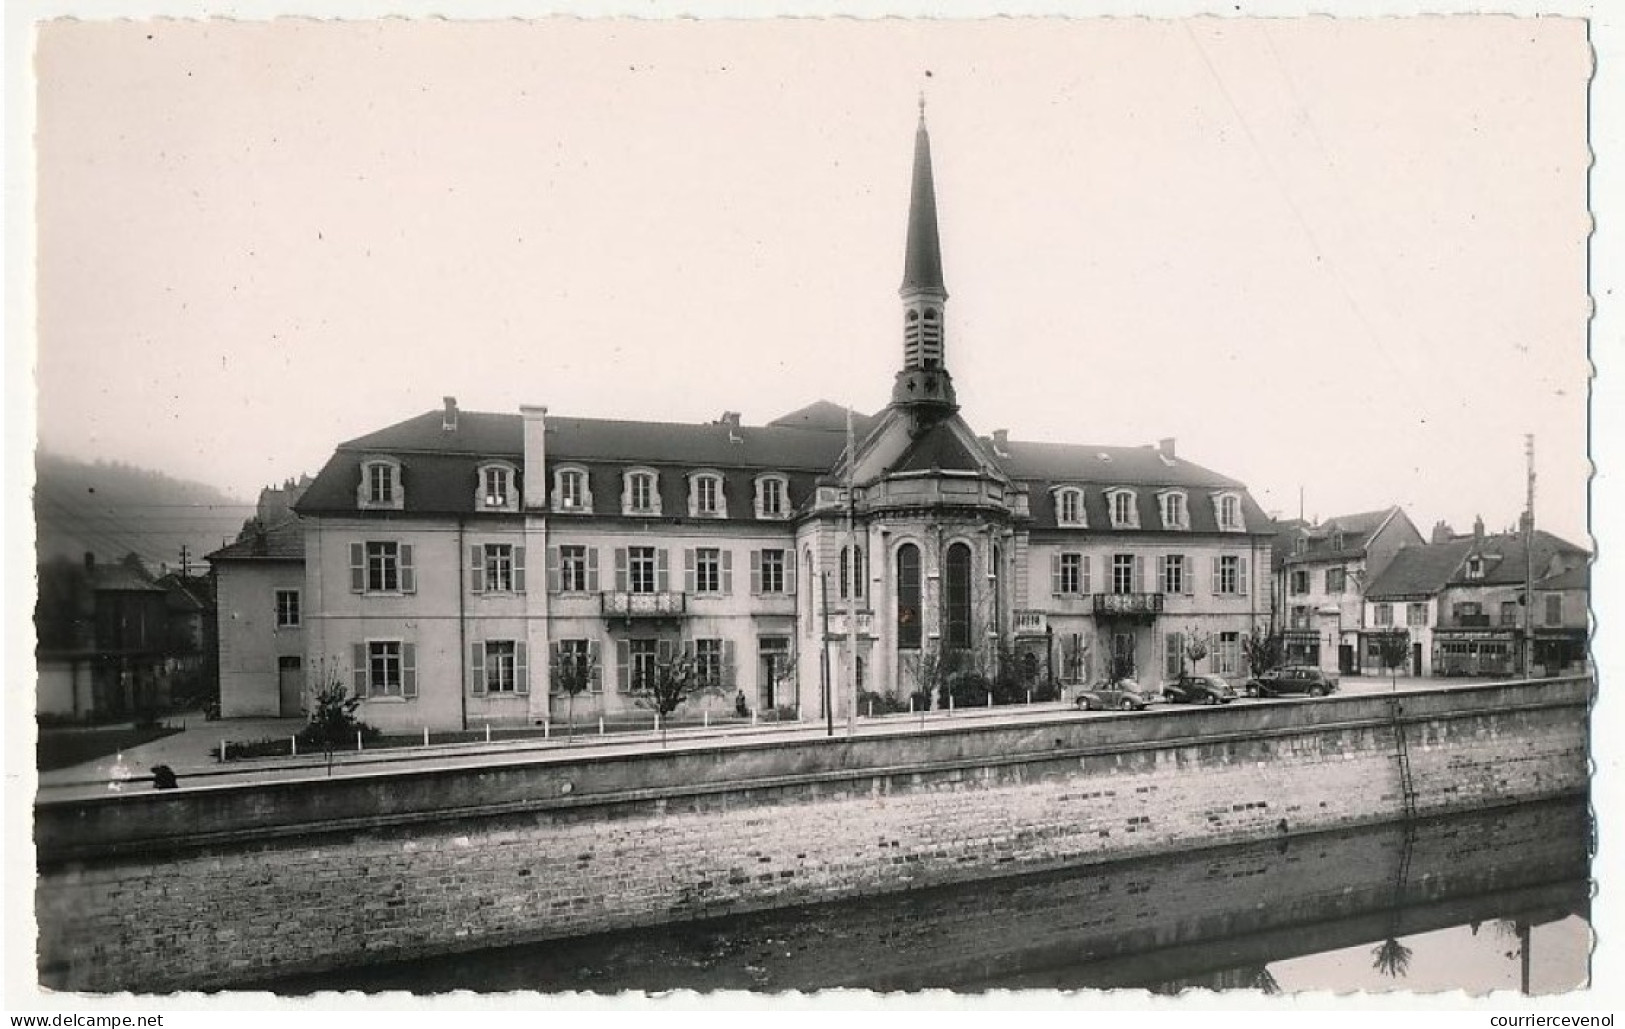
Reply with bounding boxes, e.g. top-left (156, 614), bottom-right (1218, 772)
top-left (1453, 614), bottom-right (1491, 628)
top-left (600, 591), bottom-right (687, 618)
top-left (1092, 592), bottom-right (1165, 618)
top-left (1013, 609), bottom-right (1048, 636)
